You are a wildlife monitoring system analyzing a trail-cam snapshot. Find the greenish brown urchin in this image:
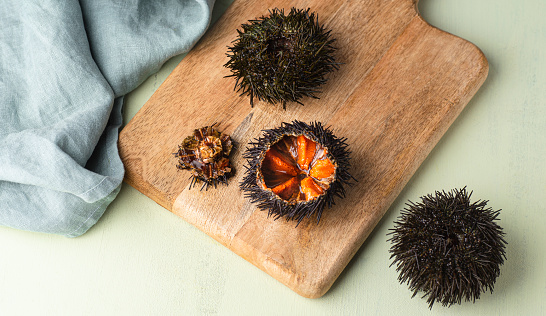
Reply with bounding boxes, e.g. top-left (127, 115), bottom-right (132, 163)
top-left (224, 7), bottom-right (338, 109)
top-left (240, 120), bottom-right (354, 225)
top-left (388, 188), bottom-right (507, 309)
